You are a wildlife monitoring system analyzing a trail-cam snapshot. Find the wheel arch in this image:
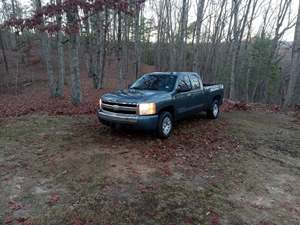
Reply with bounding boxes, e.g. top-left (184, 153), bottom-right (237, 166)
top-left (158, 105), bottom-right (175, 120)
top-left (212, 95), bottom-right (221, 105)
